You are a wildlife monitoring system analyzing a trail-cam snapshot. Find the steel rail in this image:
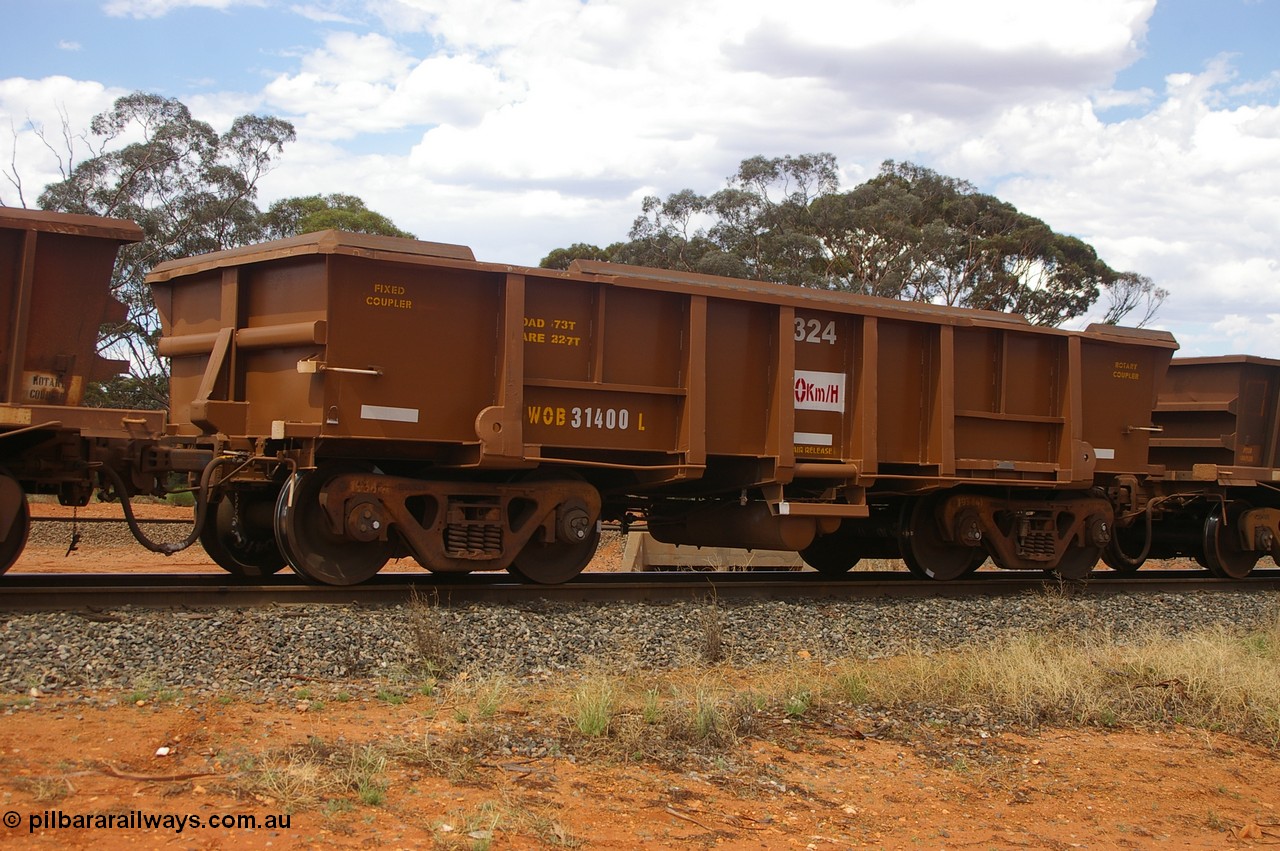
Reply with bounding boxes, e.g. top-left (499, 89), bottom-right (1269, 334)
top-left (1, 568), bottom-right (1278, 611)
